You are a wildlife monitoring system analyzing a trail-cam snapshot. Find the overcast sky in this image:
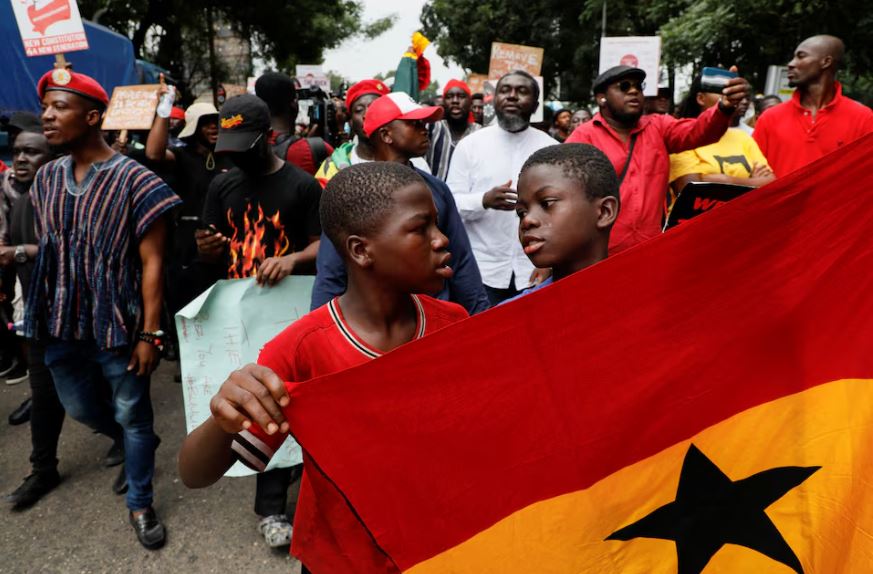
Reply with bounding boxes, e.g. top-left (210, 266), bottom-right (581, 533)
top-left (321, 0), bottom-right (466, 87)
